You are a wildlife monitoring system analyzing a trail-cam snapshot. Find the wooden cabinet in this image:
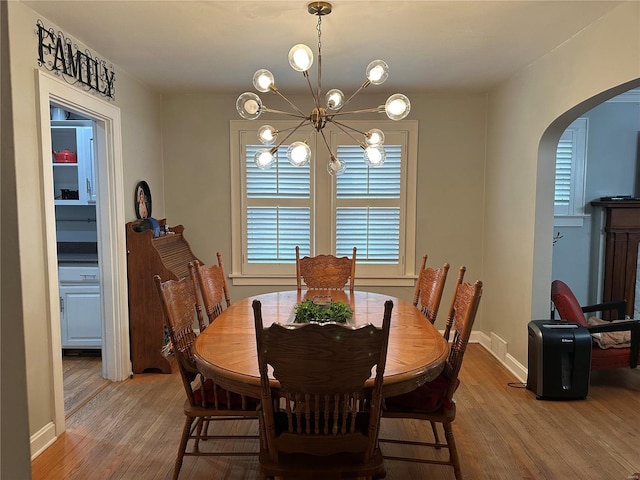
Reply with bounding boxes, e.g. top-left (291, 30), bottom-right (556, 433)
top-left (125, 220), bottom-right (200, 374)
top-left (59, 265), bottom-right (101, 349)
top-left (591, 200), bottom-right (640, 318)
top-left (52, 120), bottom-right (96, 205)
